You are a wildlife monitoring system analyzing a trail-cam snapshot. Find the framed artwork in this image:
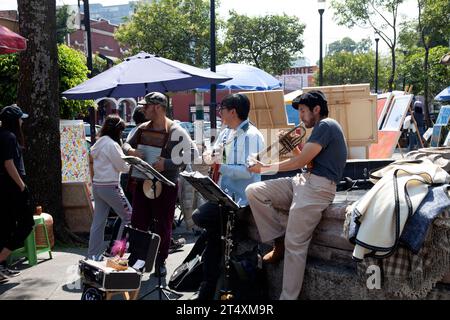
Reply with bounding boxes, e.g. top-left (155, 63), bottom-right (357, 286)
top-left (60, 120), bottom-right (91, 184)
top-left (435, 105), bottom-right (450, 125)
top-left (376, 92), bottom-right (393, 129)
top-left (430, 124), bottom-right (450, 147)
top-left (381, 94), bottom-right (413, 131)
top-left (369, 131), bottom-right (401, 159)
